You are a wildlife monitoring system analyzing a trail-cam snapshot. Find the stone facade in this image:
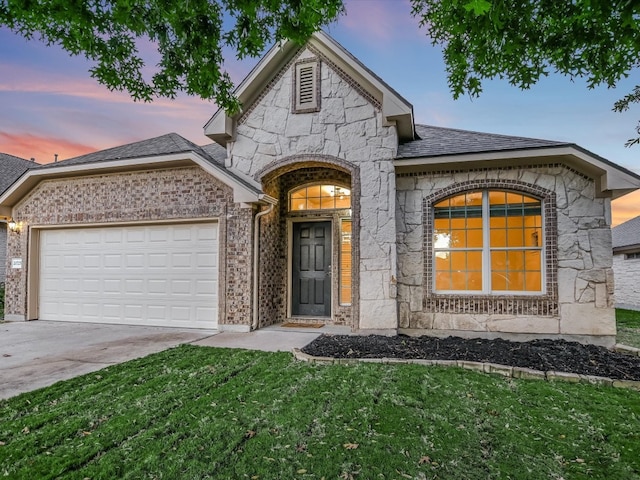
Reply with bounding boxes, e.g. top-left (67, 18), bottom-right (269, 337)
top-left (4, 166), bottom-right (253, 326)
top-left (229, 47), bottom-right (399, 330)
top-left (613, 253), bottom-right (640, 311)
top-left (396, 164), bottom-right (616, 344)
